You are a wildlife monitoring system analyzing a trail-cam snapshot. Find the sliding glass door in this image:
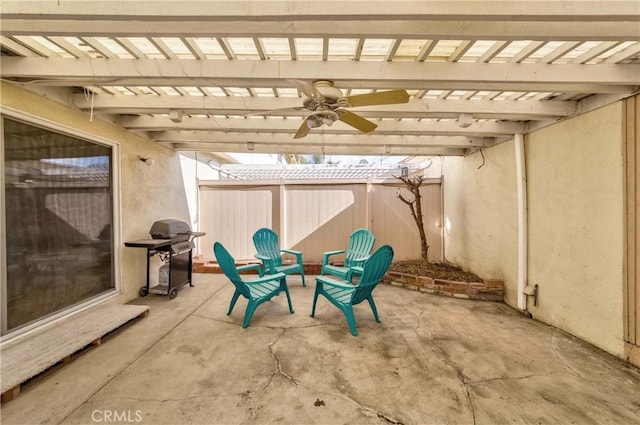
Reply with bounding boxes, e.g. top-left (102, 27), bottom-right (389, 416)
top-left (2, 116), bottom-right (115, 335)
